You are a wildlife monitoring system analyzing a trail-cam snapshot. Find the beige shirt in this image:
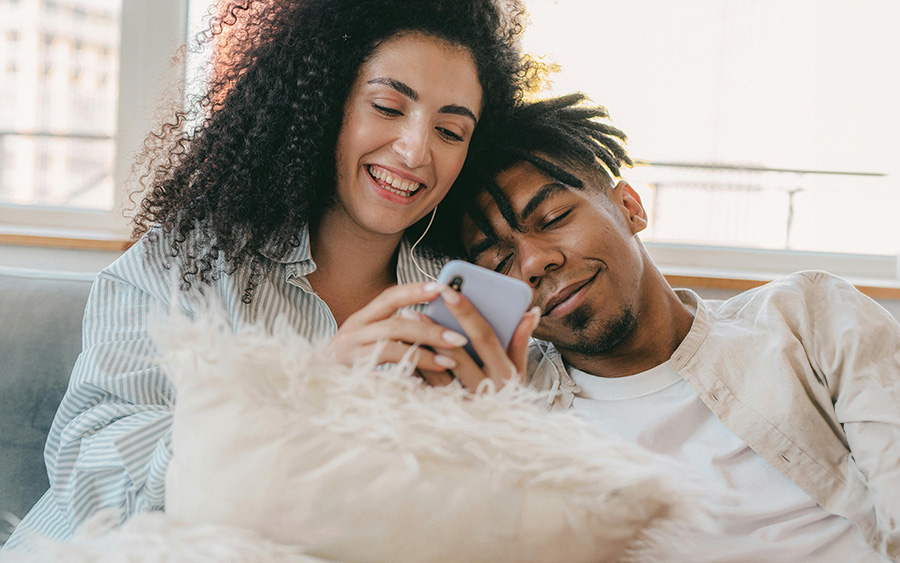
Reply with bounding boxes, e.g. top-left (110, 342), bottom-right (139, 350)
top-left (526, 271), bottom-right (900, 561)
